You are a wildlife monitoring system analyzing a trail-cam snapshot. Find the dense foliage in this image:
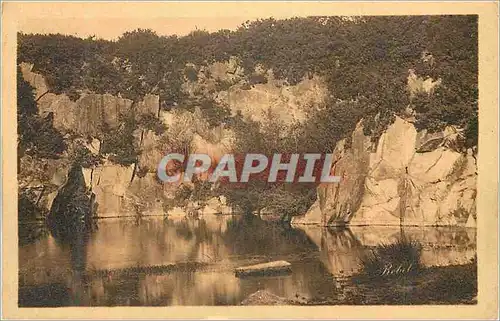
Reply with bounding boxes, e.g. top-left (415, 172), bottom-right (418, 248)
top-left (100, 113), bottom-right (139, 166)
top-left (137, 113), bottom-right (167, 135)
top-left (17, 67), bottom-right (66, 159)
top-left (47, 163), bottom-right (95, 241)
top-left (18, 15), bottom-right (478, 145)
